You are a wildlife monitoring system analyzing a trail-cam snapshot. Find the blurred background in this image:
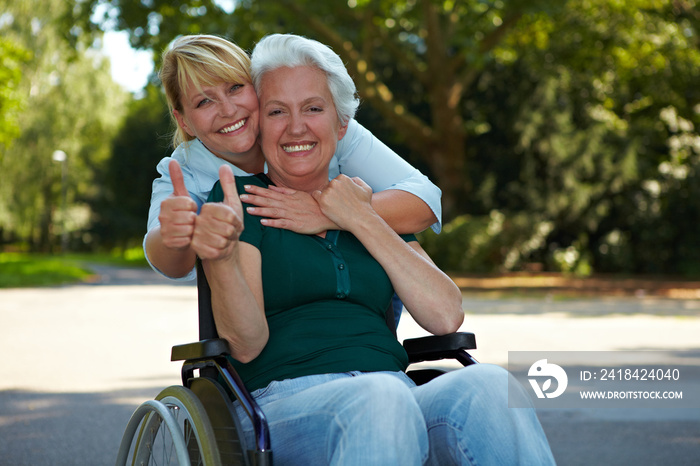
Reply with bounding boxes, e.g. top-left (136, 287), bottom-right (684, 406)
top-left (2, 4), bottom-right (700, 464)
top-left (1, 0), bottom-right (699, 282)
